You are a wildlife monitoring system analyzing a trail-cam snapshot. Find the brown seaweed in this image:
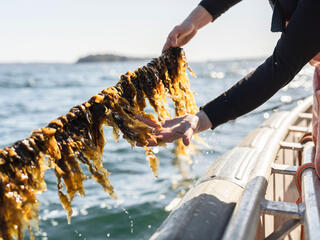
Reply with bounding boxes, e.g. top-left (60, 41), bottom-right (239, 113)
top-left (0, 47), bottom-right (198, 240)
